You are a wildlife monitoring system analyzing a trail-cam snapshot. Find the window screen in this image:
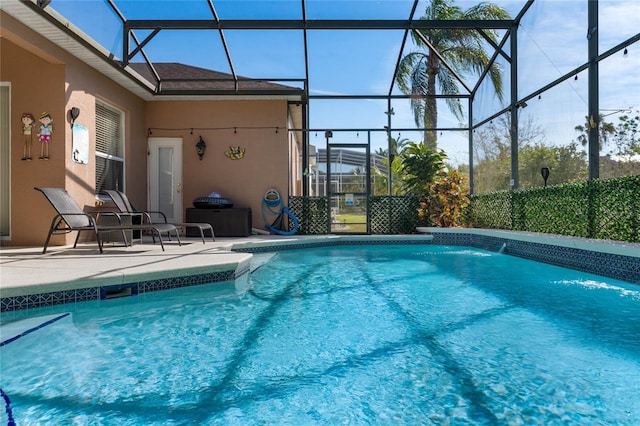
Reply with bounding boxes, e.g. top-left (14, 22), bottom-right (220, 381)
top-left (95, 101), bottom-right (124, 194)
